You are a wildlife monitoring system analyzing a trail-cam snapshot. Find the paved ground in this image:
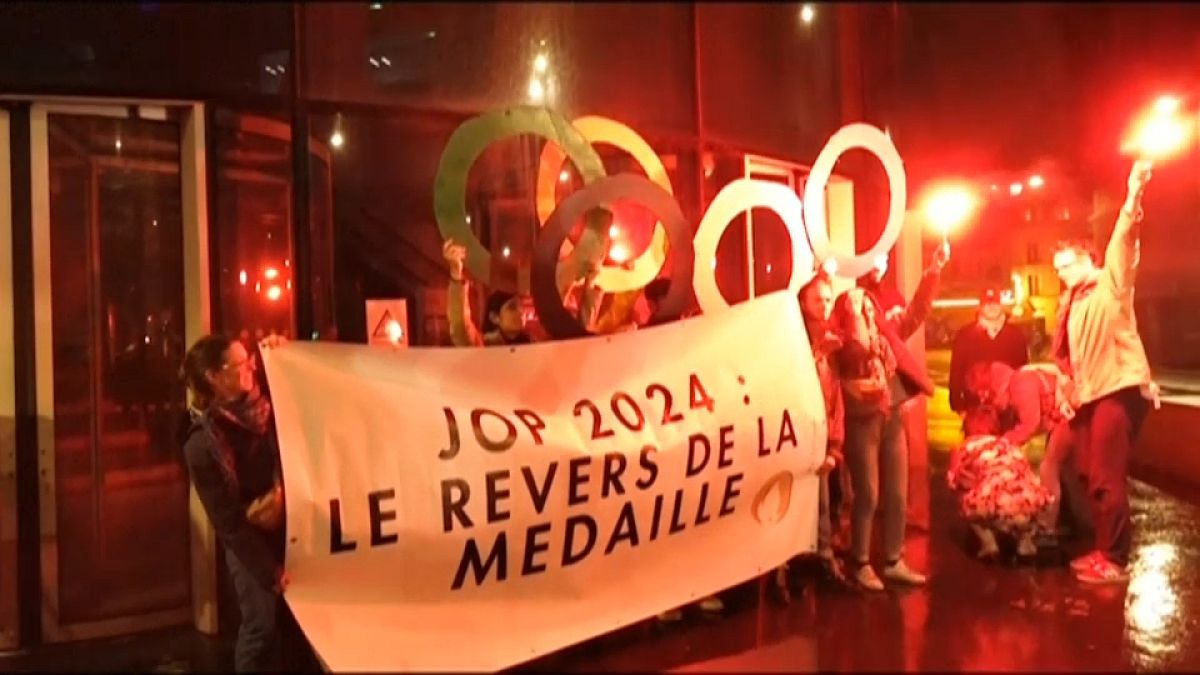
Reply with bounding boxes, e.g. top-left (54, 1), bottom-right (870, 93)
top-left (5, 371), bottom-right (1200, 672)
